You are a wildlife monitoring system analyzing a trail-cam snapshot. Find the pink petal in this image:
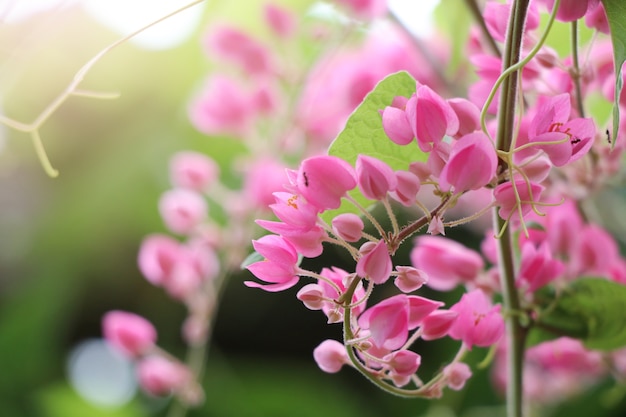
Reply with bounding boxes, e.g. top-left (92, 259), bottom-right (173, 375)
top-left (382, 106), bottom-right (414, 145)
